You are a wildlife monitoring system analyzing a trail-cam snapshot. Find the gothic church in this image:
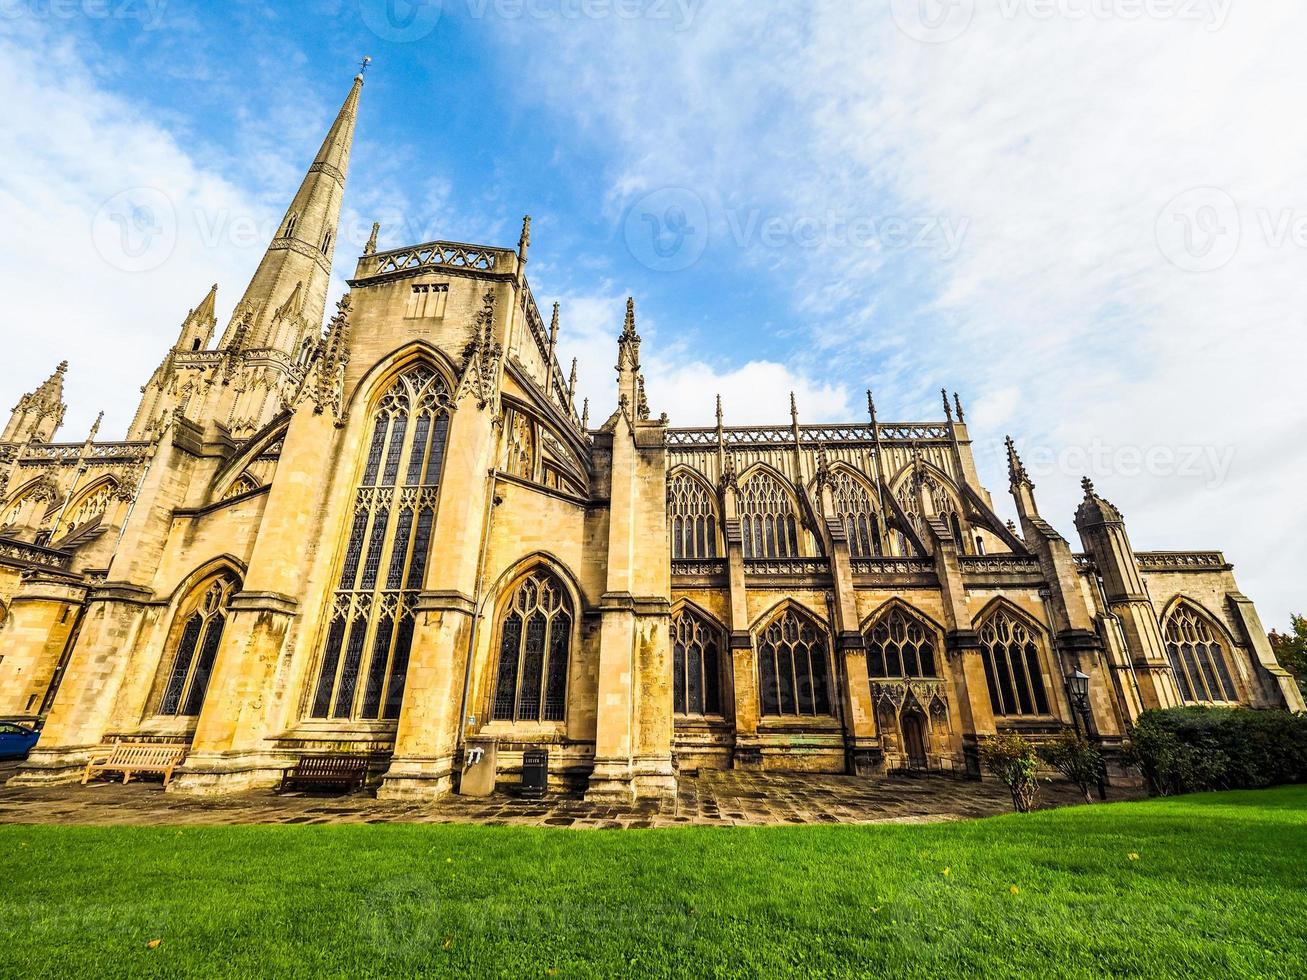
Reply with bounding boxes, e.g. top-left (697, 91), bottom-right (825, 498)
top-left (1, 75), bottom-right (1299, 800)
